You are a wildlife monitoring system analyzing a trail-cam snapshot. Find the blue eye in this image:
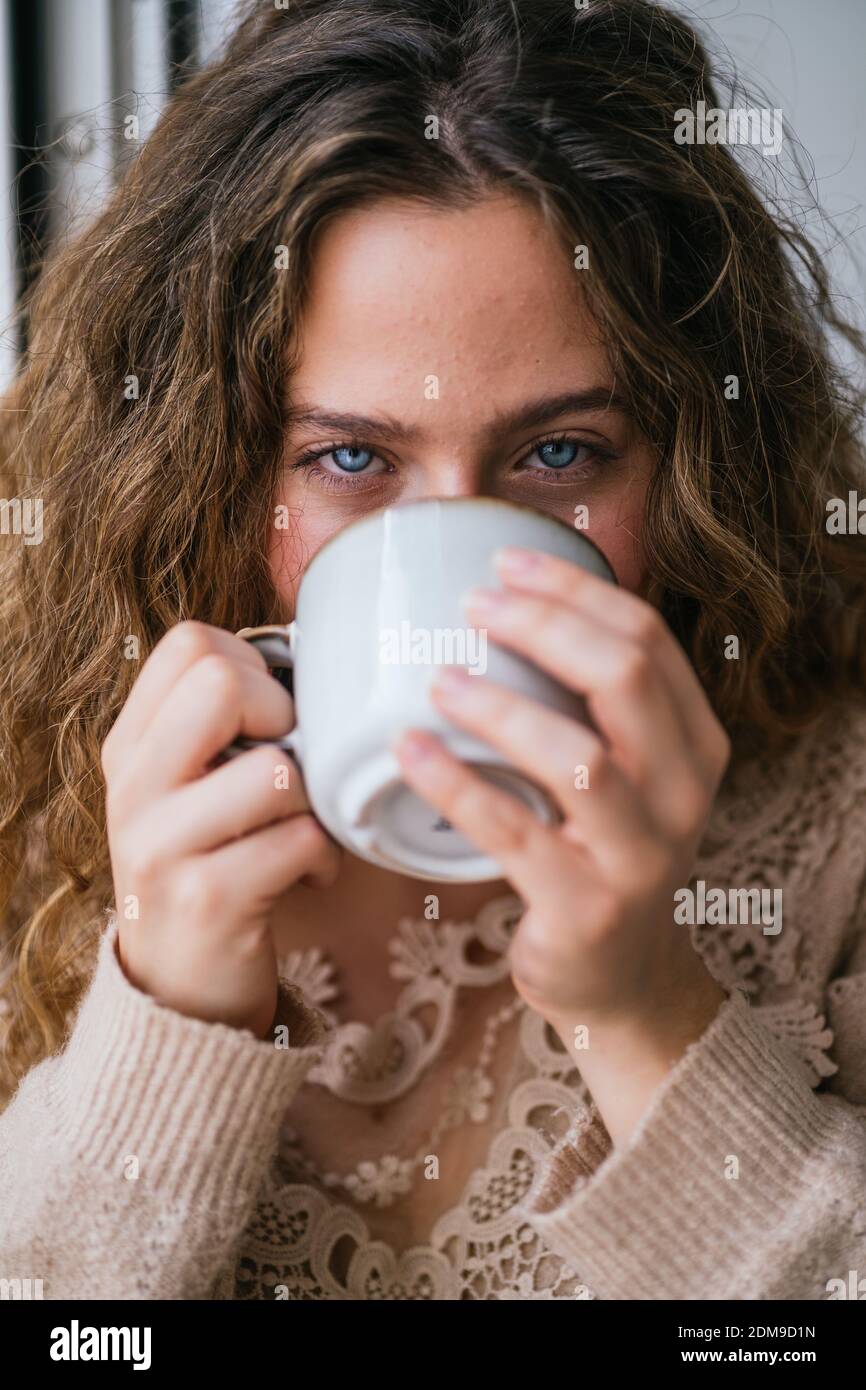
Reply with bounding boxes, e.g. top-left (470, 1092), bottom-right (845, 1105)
top-left (331, 445), bottom-right (373, 472)
top-left (536, 439), bottom-right (582, 469)
top-left (291, 430), bottom-right (611, 493)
